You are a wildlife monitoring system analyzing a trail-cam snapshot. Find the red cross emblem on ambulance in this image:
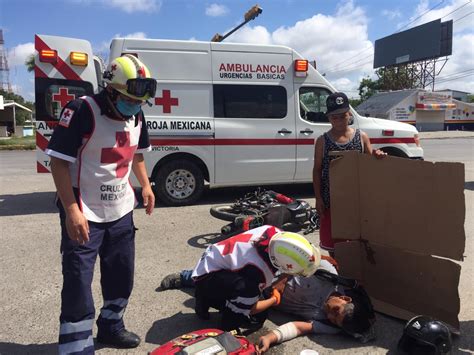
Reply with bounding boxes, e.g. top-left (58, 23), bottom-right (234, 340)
top-left (154, 90), bottom-right (179, 114)
top-left (52, 87), bottom-right (75, 108)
